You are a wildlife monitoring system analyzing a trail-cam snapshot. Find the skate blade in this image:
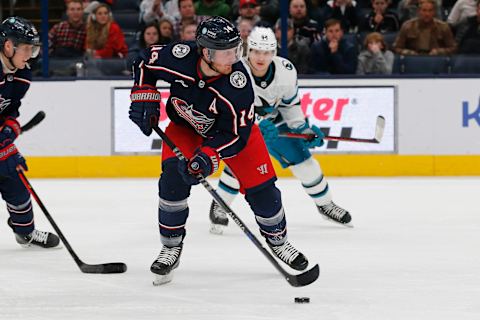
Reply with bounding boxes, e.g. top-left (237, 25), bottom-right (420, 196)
top-left (209, 223), bottom-right (225, 235)
top-left (320, 215), bottom-right (354, 228)
top-left (153, 272), bottom-right (174, 286)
